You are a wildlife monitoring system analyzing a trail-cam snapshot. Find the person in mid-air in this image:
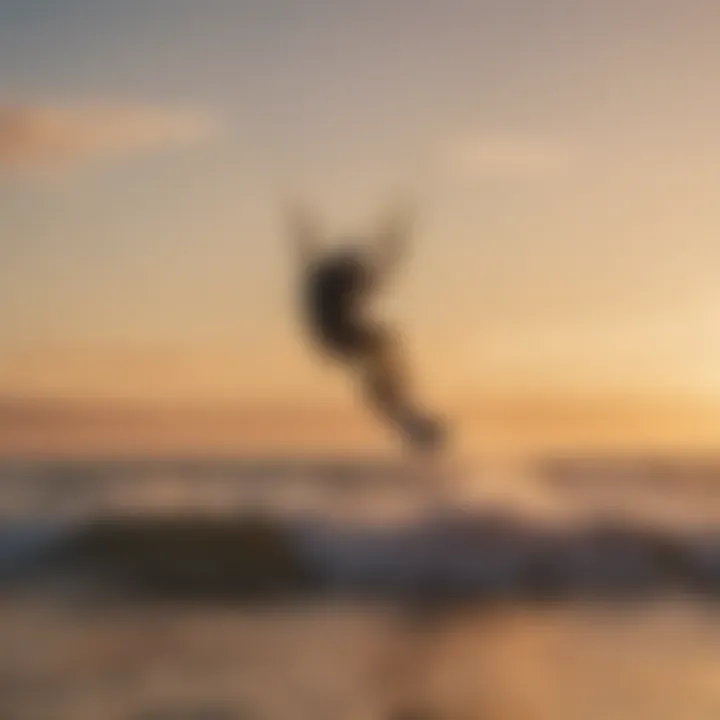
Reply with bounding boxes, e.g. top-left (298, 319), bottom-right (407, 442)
top-left (288, 202), bottom-right (446, 454)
